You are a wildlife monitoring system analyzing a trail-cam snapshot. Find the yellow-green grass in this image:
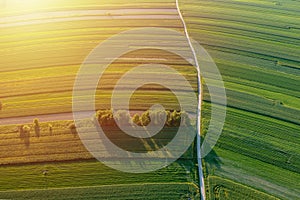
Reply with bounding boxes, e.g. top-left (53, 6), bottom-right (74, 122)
top-left (0, 119), bottom-right (198, 198)
top-left (0, 115), bottom-right (198, 199)
top-left (0, 0), bottom-right (197, 119)
top-left (0, 21), bottom-right (197, 118)
top-left (0, 183), bottom-right (199, 200)
top-left (0, 1), bottom-right (200, 199)
top-left (0, 48), bottom-right (198, 118)
top-left (181, 0), bottom-right (300, 199)
top-left (0, 121), bottom-right (89, 165)
top-left (0, 159), bottom-right (198, 197)
top-left (0, 63), bottom-right (197, 118)
top-left (0, 119), bottom-right (194, 165)
top-left (0, 0), bottom-right (177, 17)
